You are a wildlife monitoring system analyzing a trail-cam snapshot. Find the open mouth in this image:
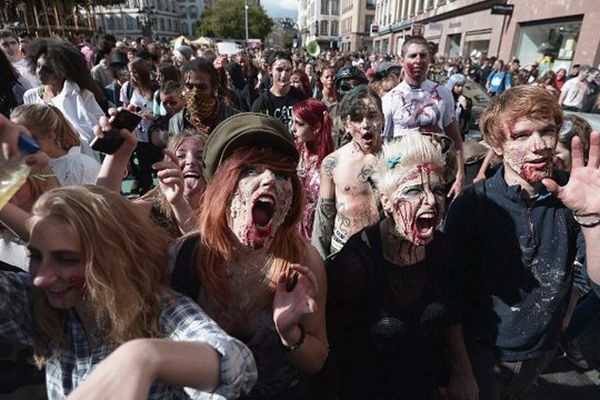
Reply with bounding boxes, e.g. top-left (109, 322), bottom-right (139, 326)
top-left (252, 195), bottom-right (275, 229)
top-left (183, 171), bottom-right (201, 179)
top-left (414, 212), bottom-right (437, 238)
